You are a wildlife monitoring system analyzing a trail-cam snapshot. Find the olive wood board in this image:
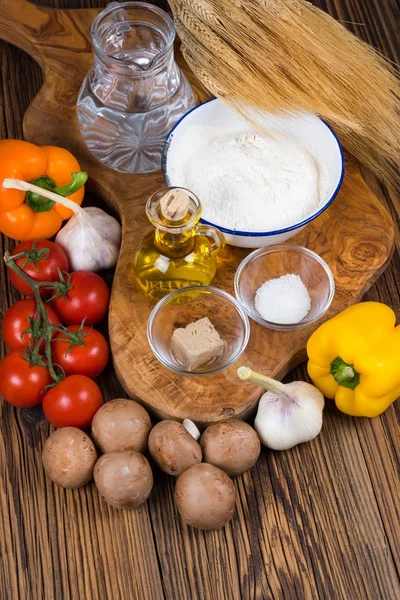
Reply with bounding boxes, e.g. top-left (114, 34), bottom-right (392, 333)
top-left (0, 0), bottom-right (395, 425)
